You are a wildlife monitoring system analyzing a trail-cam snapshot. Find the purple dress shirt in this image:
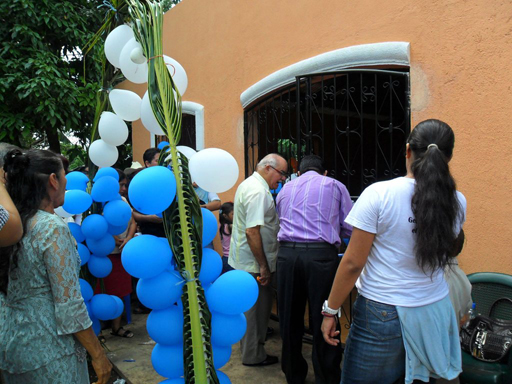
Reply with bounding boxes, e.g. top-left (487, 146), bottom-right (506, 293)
top-left (276, 171), bottom-right (353, 246)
